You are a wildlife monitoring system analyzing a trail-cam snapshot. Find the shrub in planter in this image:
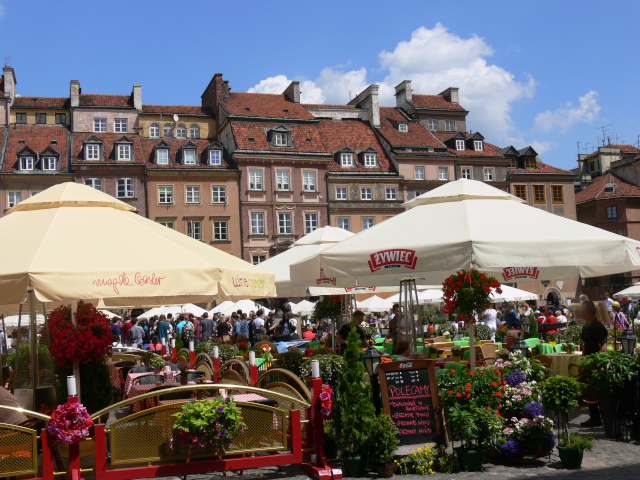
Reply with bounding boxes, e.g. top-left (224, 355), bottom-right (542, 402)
top-left (451, 345), bottom-right (463, 359)
top-left (475, 325), bottom-right (492, 341)
top-left (151, 356), bottom-right (166, 371)
top-left (540, 376), bottom-right (584, 439)
top-left (495, 325), bottom-right (509, 342)
top-left (195, 341), bottom-right (239, 365)
top-left (448, 404), bottom-right (503, 471)
top-left (435, 323), bottom-right (457, 338)
top-left (557, 433), bottom-right (593, 469)
top-left (369, 413), bottom-right (399, 477)
top-left (300, 354), bottom-right (344, 391)
top-left (563, 325), bottom-right (583, 346)
top-left (526, 314), bottom-right (538, 340)
top-left (276, 350), bottom-right (305, 377)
